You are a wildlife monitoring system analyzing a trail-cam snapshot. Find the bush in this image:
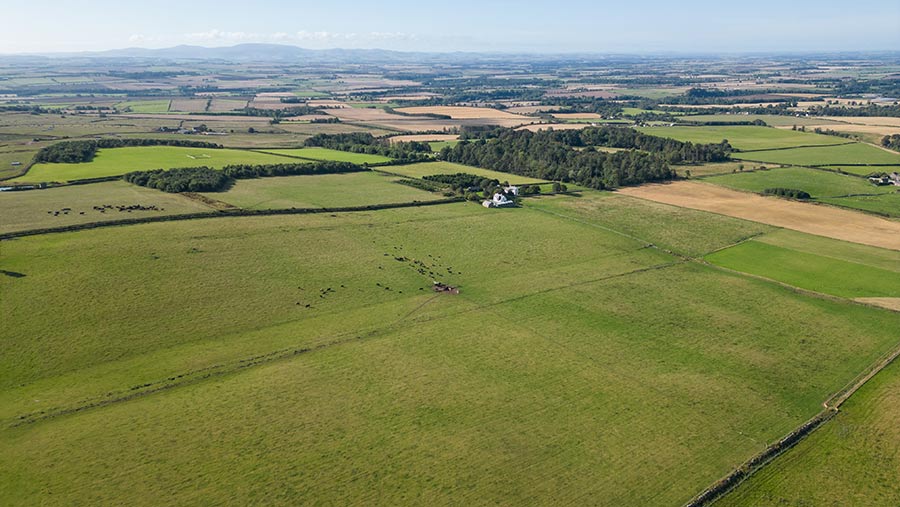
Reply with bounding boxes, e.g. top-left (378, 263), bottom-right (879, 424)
top-left (762, 188), bottom-right (811, 199)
